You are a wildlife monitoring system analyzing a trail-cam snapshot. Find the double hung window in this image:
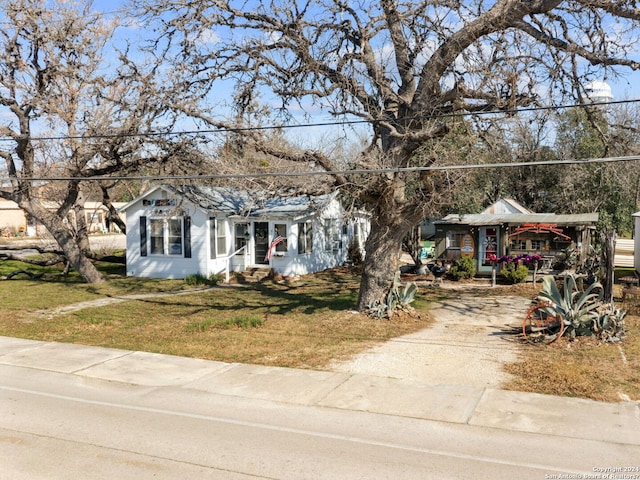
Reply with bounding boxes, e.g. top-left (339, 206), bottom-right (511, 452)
top-left (142, 216), bottom-right (188, 257)
top-left (324, 218), bottom-right (342, 252)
